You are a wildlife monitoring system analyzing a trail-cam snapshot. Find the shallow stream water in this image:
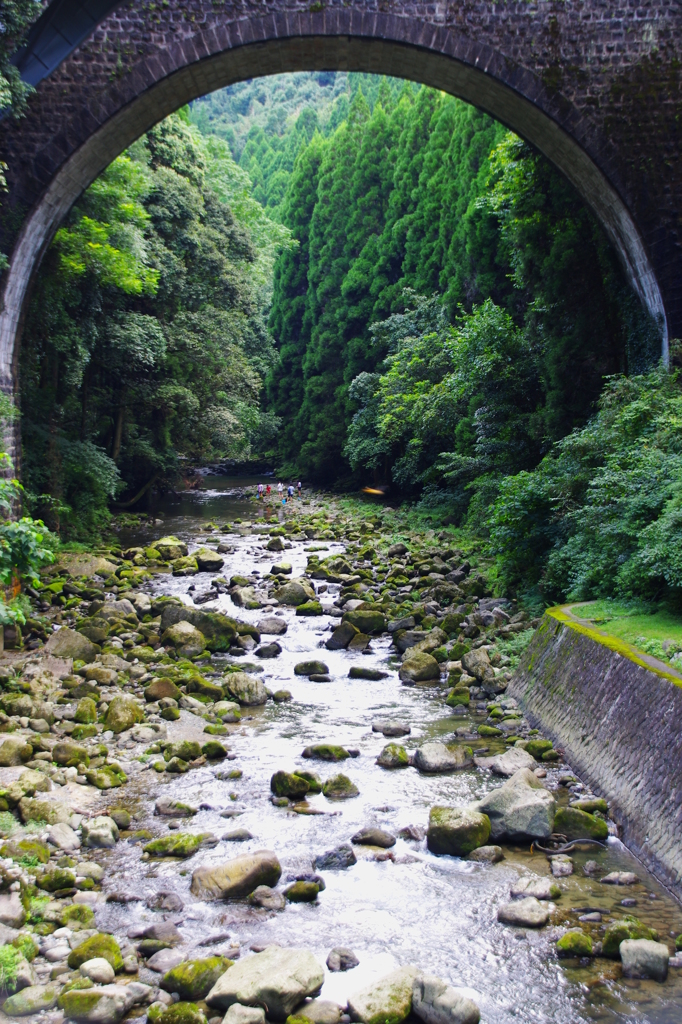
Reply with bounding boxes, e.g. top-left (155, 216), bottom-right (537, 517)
top-left (104, 477), bottom-right (682, 1024)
